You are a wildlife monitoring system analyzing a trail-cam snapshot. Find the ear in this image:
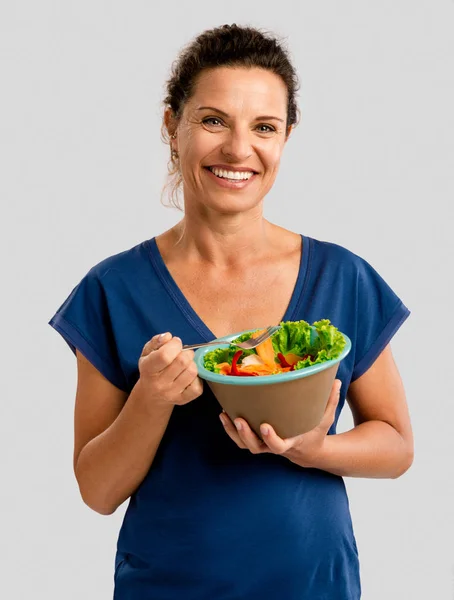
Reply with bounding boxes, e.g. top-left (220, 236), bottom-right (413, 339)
top-left (164, 107), bottom-right (178, 138)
